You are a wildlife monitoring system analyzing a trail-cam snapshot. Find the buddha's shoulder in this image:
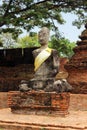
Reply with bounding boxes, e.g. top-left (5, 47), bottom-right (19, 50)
top-left (33, 48), bottom-right (41, 53)
top-left (51, 49), bottom-right (58, 54)
top-left (32, 48), bottom-right (42, 56)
